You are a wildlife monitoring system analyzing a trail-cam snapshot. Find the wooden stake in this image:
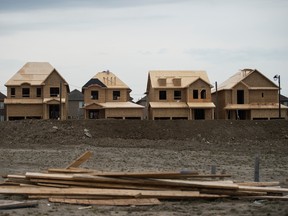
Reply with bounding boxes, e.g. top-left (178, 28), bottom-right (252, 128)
top-left (66, 151), bottom-right (92, 169)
